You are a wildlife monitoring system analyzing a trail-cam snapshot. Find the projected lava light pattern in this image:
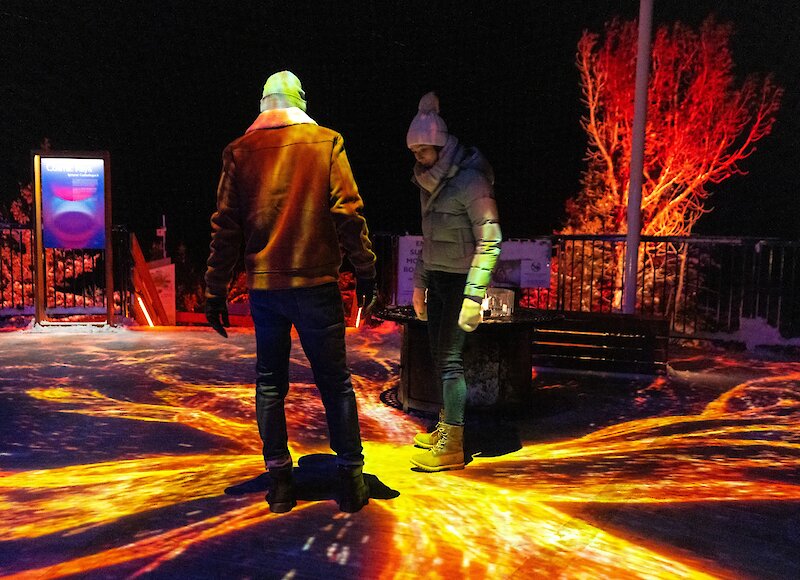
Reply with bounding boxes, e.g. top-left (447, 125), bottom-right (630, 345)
top-left (1, 325), bottom-right (799, 578)
top-left (40, 157), bottom-right (105, 249)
